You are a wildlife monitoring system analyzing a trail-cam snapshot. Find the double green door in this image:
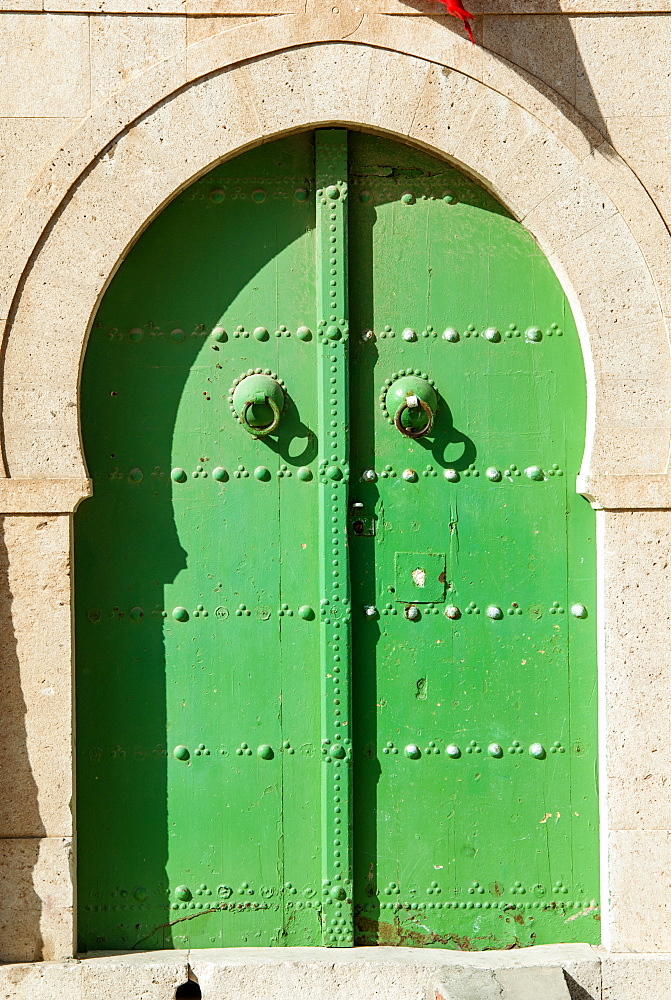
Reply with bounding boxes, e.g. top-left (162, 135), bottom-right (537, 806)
top-left (76, 130), bottom-right (599, 952)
